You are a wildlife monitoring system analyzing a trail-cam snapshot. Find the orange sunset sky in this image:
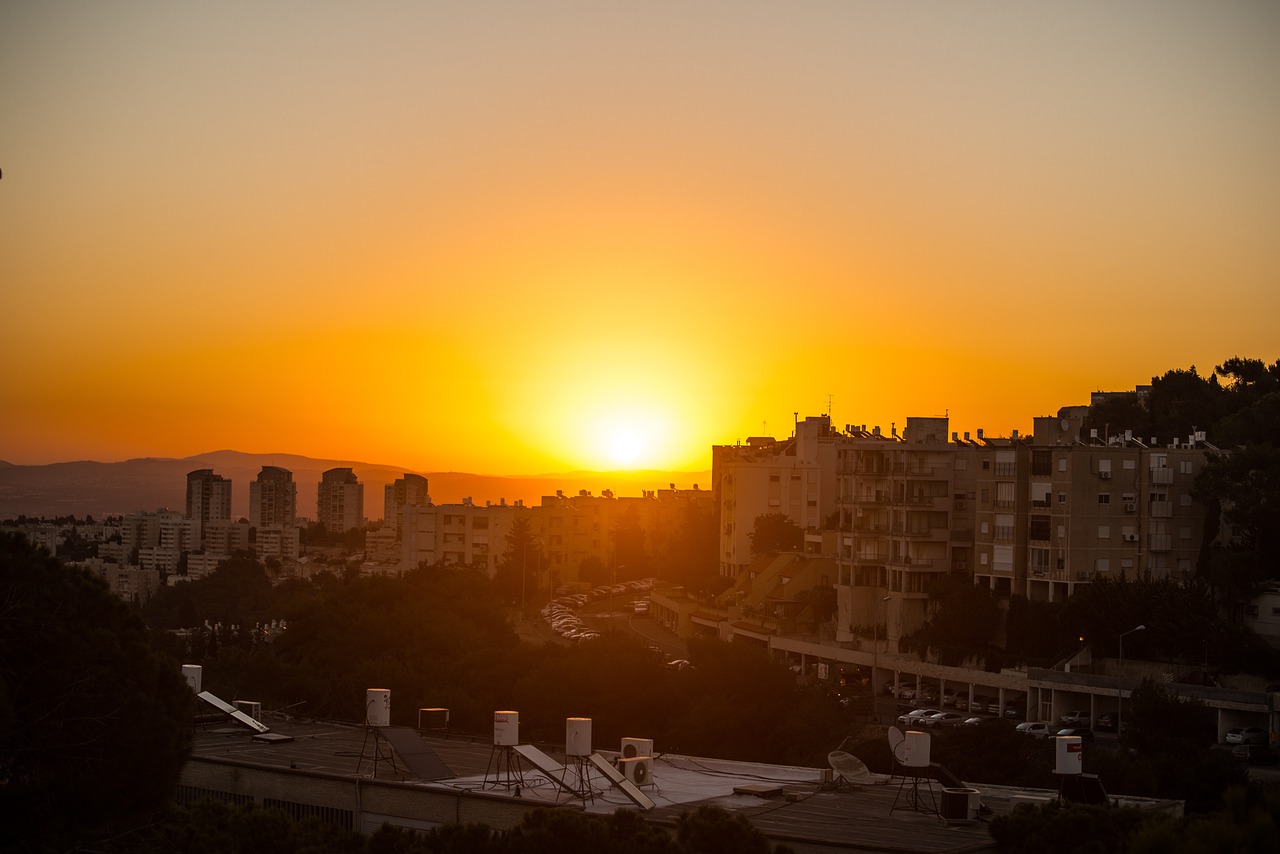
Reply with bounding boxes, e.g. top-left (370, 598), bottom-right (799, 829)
top-left (2, 2), bottom-right (1277, 476)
